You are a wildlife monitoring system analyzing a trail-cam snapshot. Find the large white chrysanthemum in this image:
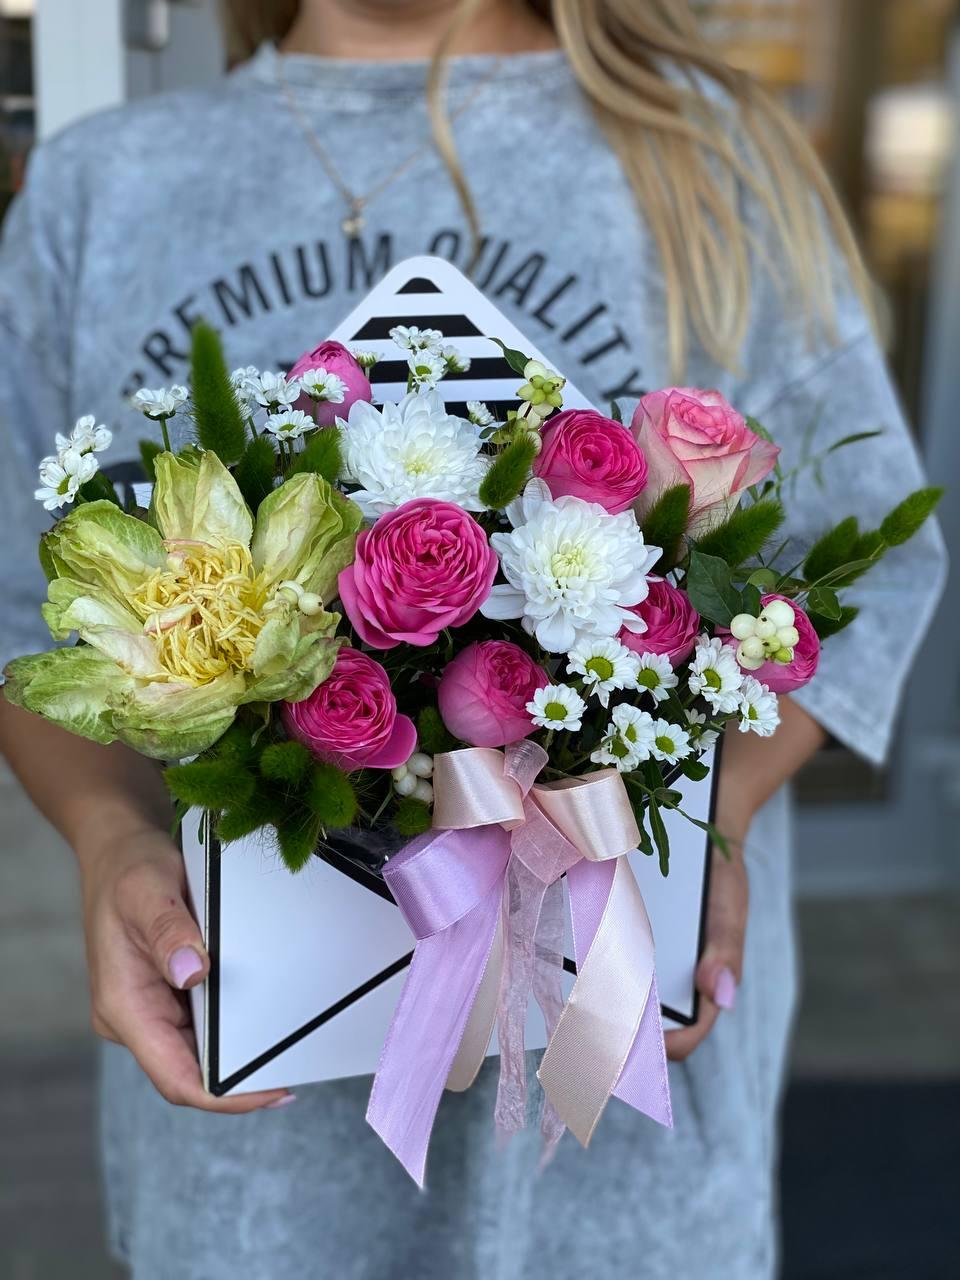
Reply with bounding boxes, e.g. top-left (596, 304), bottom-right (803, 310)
top-left (337, 390), bottom-right (488, 517)
top-left (481, 490), bottom-right (661, 653)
